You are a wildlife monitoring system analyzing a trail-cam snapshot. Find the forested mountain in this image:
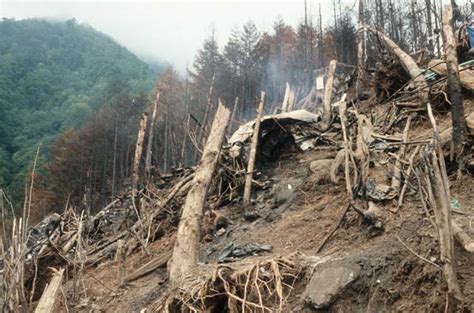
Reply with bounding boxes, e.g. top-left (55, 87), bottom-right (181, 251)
top-left (0, 18), bottom-right (160, 202)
